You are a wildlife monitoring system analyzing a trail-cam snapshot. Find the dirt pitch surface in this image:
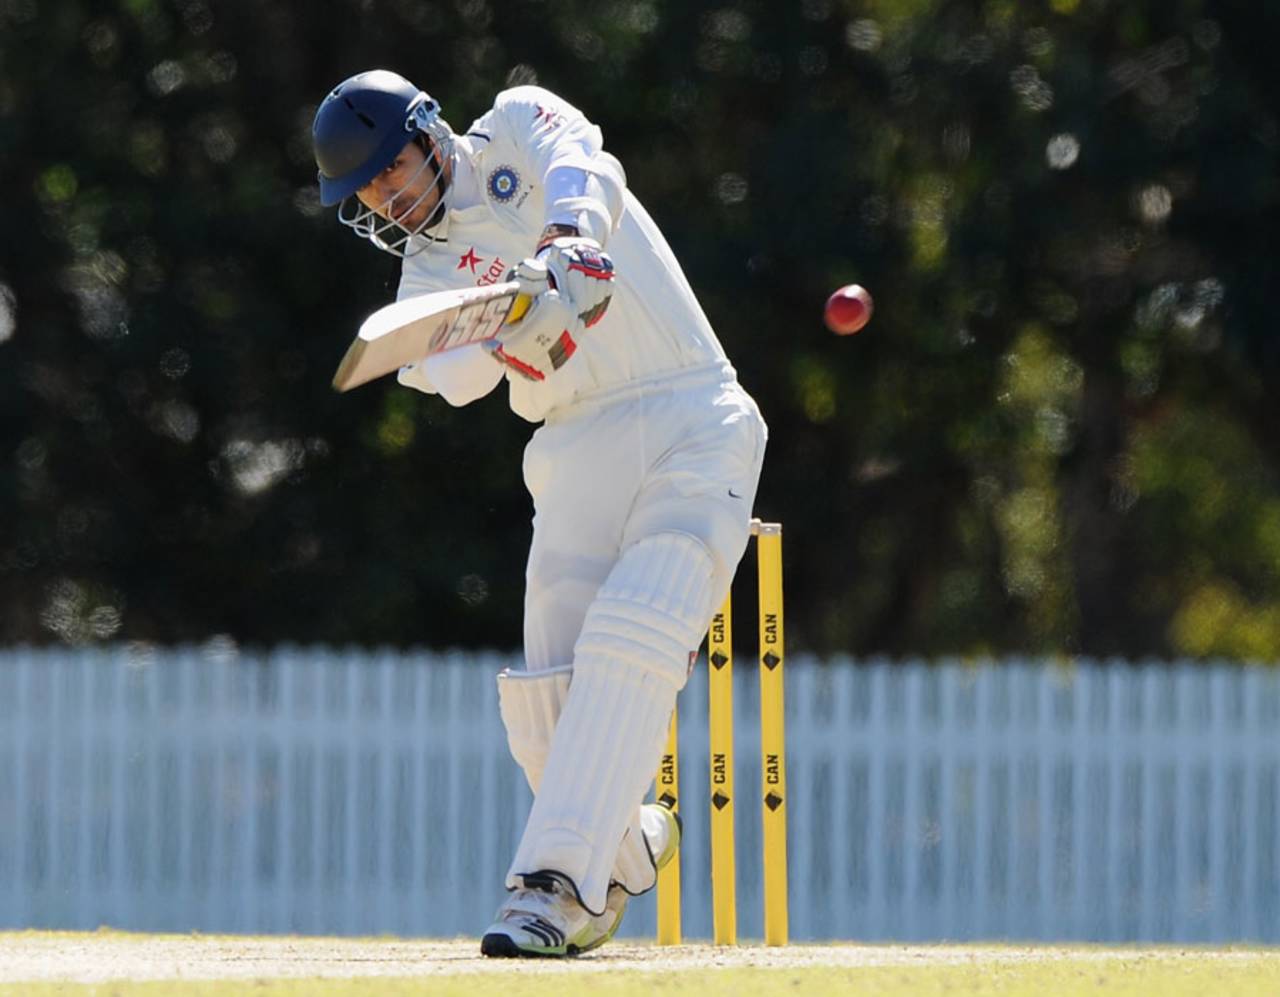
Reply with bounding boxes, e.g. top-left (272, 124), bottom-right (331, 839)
top-left (0, 932), bottom-right (1263, 985)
